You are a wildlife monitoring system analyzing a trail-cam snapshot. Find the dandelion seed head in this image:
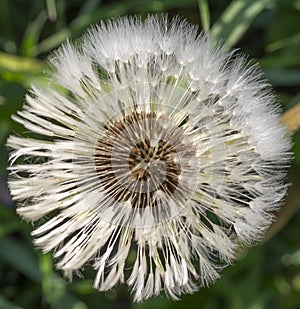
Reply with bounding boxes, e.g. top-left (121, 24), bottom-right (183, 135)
top-left (7, 15), bottom-right (291, 302)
